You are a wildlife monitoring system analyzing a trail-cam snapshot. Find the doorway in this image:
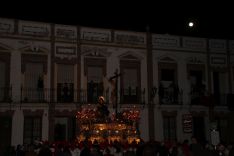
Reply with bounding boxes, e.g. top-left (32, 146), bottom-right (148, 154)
top-left (193, 116), bottom-right (206, 143)
top-left (54, 117), bottom-right (76, 141)
top-left (0, 116), bottom-right (12, 154)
